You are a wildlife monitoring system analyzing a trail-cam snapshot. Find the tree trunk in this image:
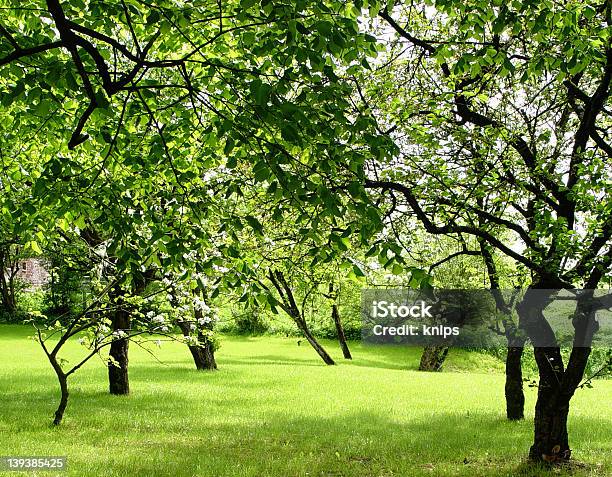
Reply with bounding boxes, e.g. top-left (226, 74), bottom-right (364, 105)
top-left (300, 322), bottom-right (336, 365)
top-left (53, 372), bottom-right (69, 426)
top-left (107, 275), bottom-right (151, 394)
top-left (0, 251), bottom-right (17, 314)
top-left (197, 330), bottom-right (218, 370)
top-left (419, 345), bottom-right (448, 371)
top-left (177, 320), bottom-right (217, 370)
top-left (268, 269), bottom-right (335, 365)
top-left (188, 345), bottom-right (209, 370)
top-left (195, 305), bottom-right (218, 370)
top-left (177, 321), bottom-right (208, 370)
top-left (529, 380), bottom-right (571, 462)
top-left (108, 305), bottom-right (130, 395)
top-left (332, 303), bottom-right (352, 359)
top-left (516, 287), bottom-right (593, 463)
top-left (329, 285), bottom-right (352, 360)
top-left (478, 238), bottom-right (527, 420)
top-left (505, 345), bottom-right (525, 420)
